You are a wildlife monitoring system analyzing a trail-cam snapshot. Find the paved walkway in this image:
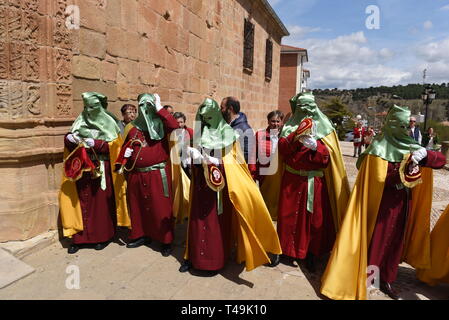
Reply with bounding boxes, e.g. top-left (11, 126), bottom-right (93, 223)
top-left (1, 142), bottom-right (448, 300)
